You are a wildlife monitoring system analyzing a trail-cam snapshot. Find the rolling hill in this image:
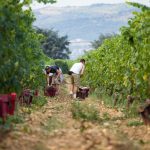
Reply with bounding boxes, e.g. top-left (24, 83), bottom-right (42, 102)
top-left (33, 3), bottom-right (138, 59)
